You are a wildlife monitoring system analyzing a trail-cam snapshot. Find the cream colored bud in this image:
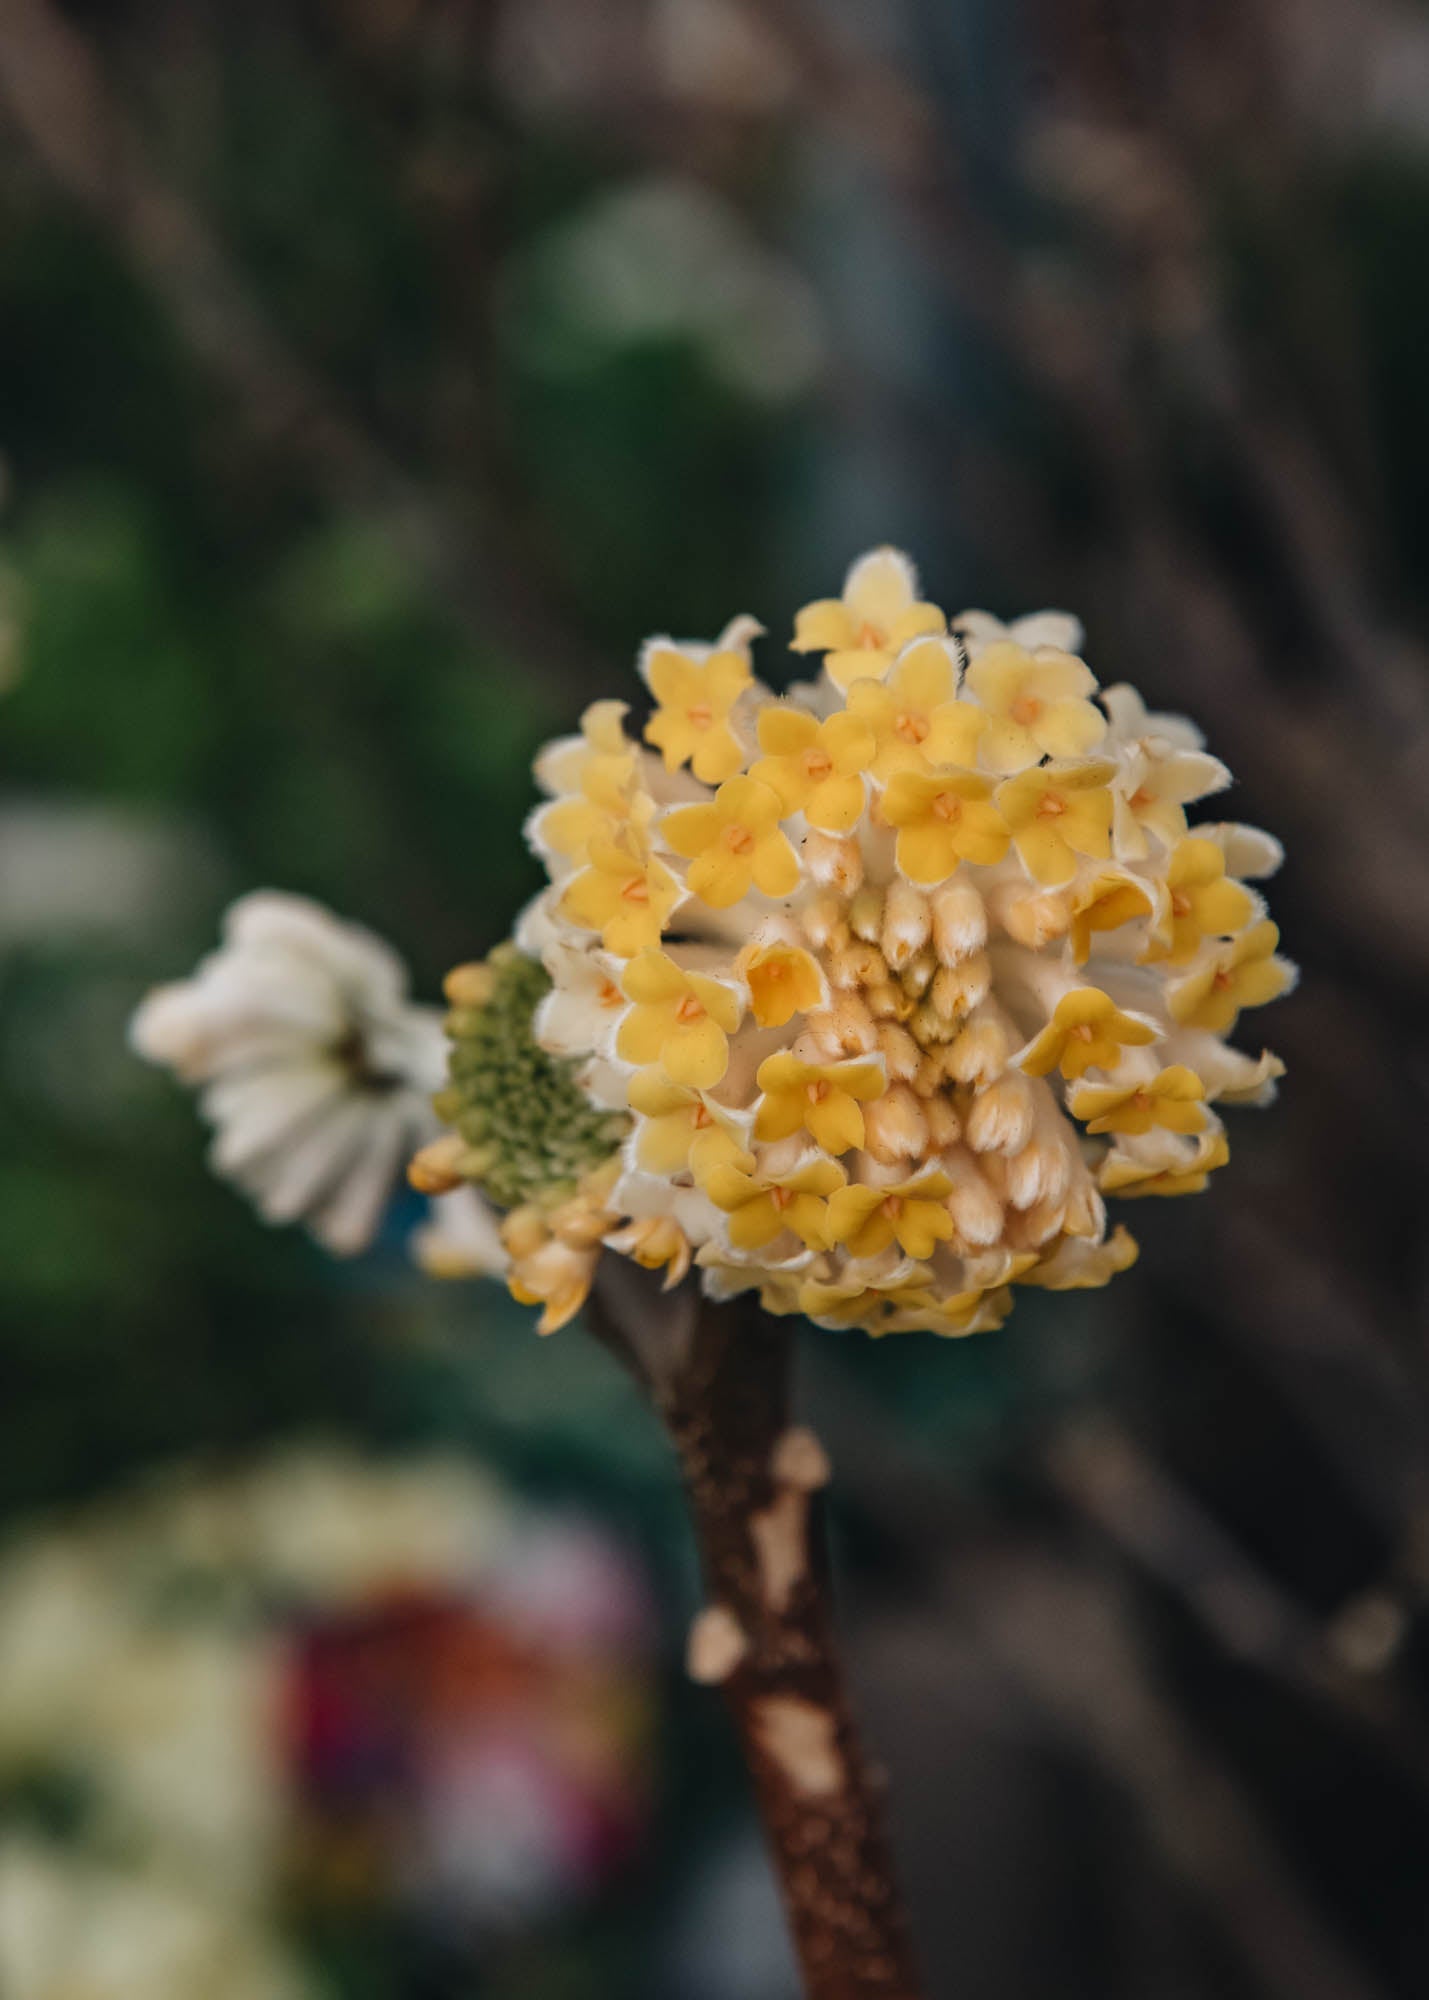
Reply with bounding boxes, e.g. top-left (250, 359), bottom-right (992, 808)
top-left (443, 961), bottom-right (495, 1007)
top-left (867, 980), bottom-right (910, 1021)
top-left (966, 1070), bottom-right (1036, 1156)
top-left (501, 1204), bottom-right (549, 1260)
top-left (828, 941), bottom-right (885, 992)
top-left (407, 1133), bottom-right (468, 1195)
top-left (944, 1150), bottom-right (1005, 1246)
top-left (876, 1022), bottom-right (922, 1081)
top-left (1006, 1197), bottom-right (1067, 1249)
top-left (804, 830), bottom-right (863, 894)
top-left (946, 1013), bottom-right (1009, 1085)
top-left (932, 952), bottom-right (991, 1021)
top-left (863, 1083), bottom-right (929, 1163)
top-left (931, 880), bottom-right (988, 964)
top-left (924, 1092), bottom-right (962, 1150)
top-left (1002, 1136), bottom-right (1067, 1211)
top-left (881, 880), bottom-right (931, 968)
top-left (849, 887), bottom-right (885, 944)
top-left (989, 883), bottom-right (1072, 950)
top-left (899, 949), bottom-right (936, 999)
top-left (800, 892), bottom-right (848, 952)
top-left (1062, 1177), bottom-right (1106, 1240)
